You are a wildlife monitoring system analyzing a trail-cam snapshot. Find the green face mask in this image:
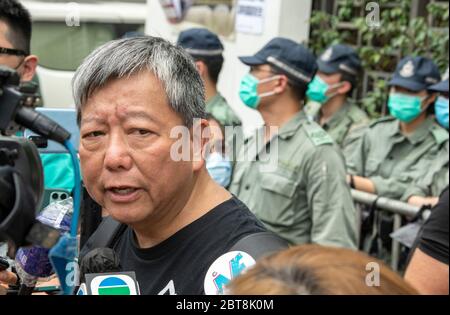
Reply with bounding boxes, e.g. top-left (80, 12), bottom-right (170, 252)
top-left (306, 75), bottom-right (342, 104)
top-left (239, 73), bottom-right (279, 109)
top-left (388, 93), bottom-right (426, 123)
